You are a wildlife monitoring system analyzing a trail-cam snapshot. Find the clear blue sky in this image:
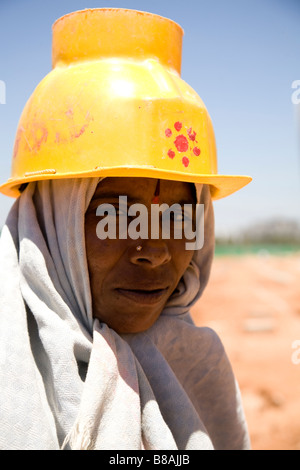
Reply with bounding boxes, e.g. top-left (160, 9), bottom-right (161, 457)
top-left (0, 0), bottom-right (299, 236)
